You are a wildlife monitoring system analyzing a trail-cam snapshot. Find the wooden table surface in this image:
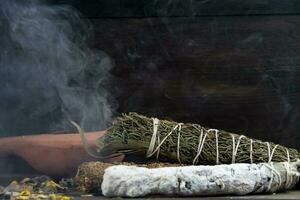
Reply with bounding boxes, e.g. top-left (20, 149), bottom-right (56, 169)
top-left (73, 190), bottom-right (300, 200)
